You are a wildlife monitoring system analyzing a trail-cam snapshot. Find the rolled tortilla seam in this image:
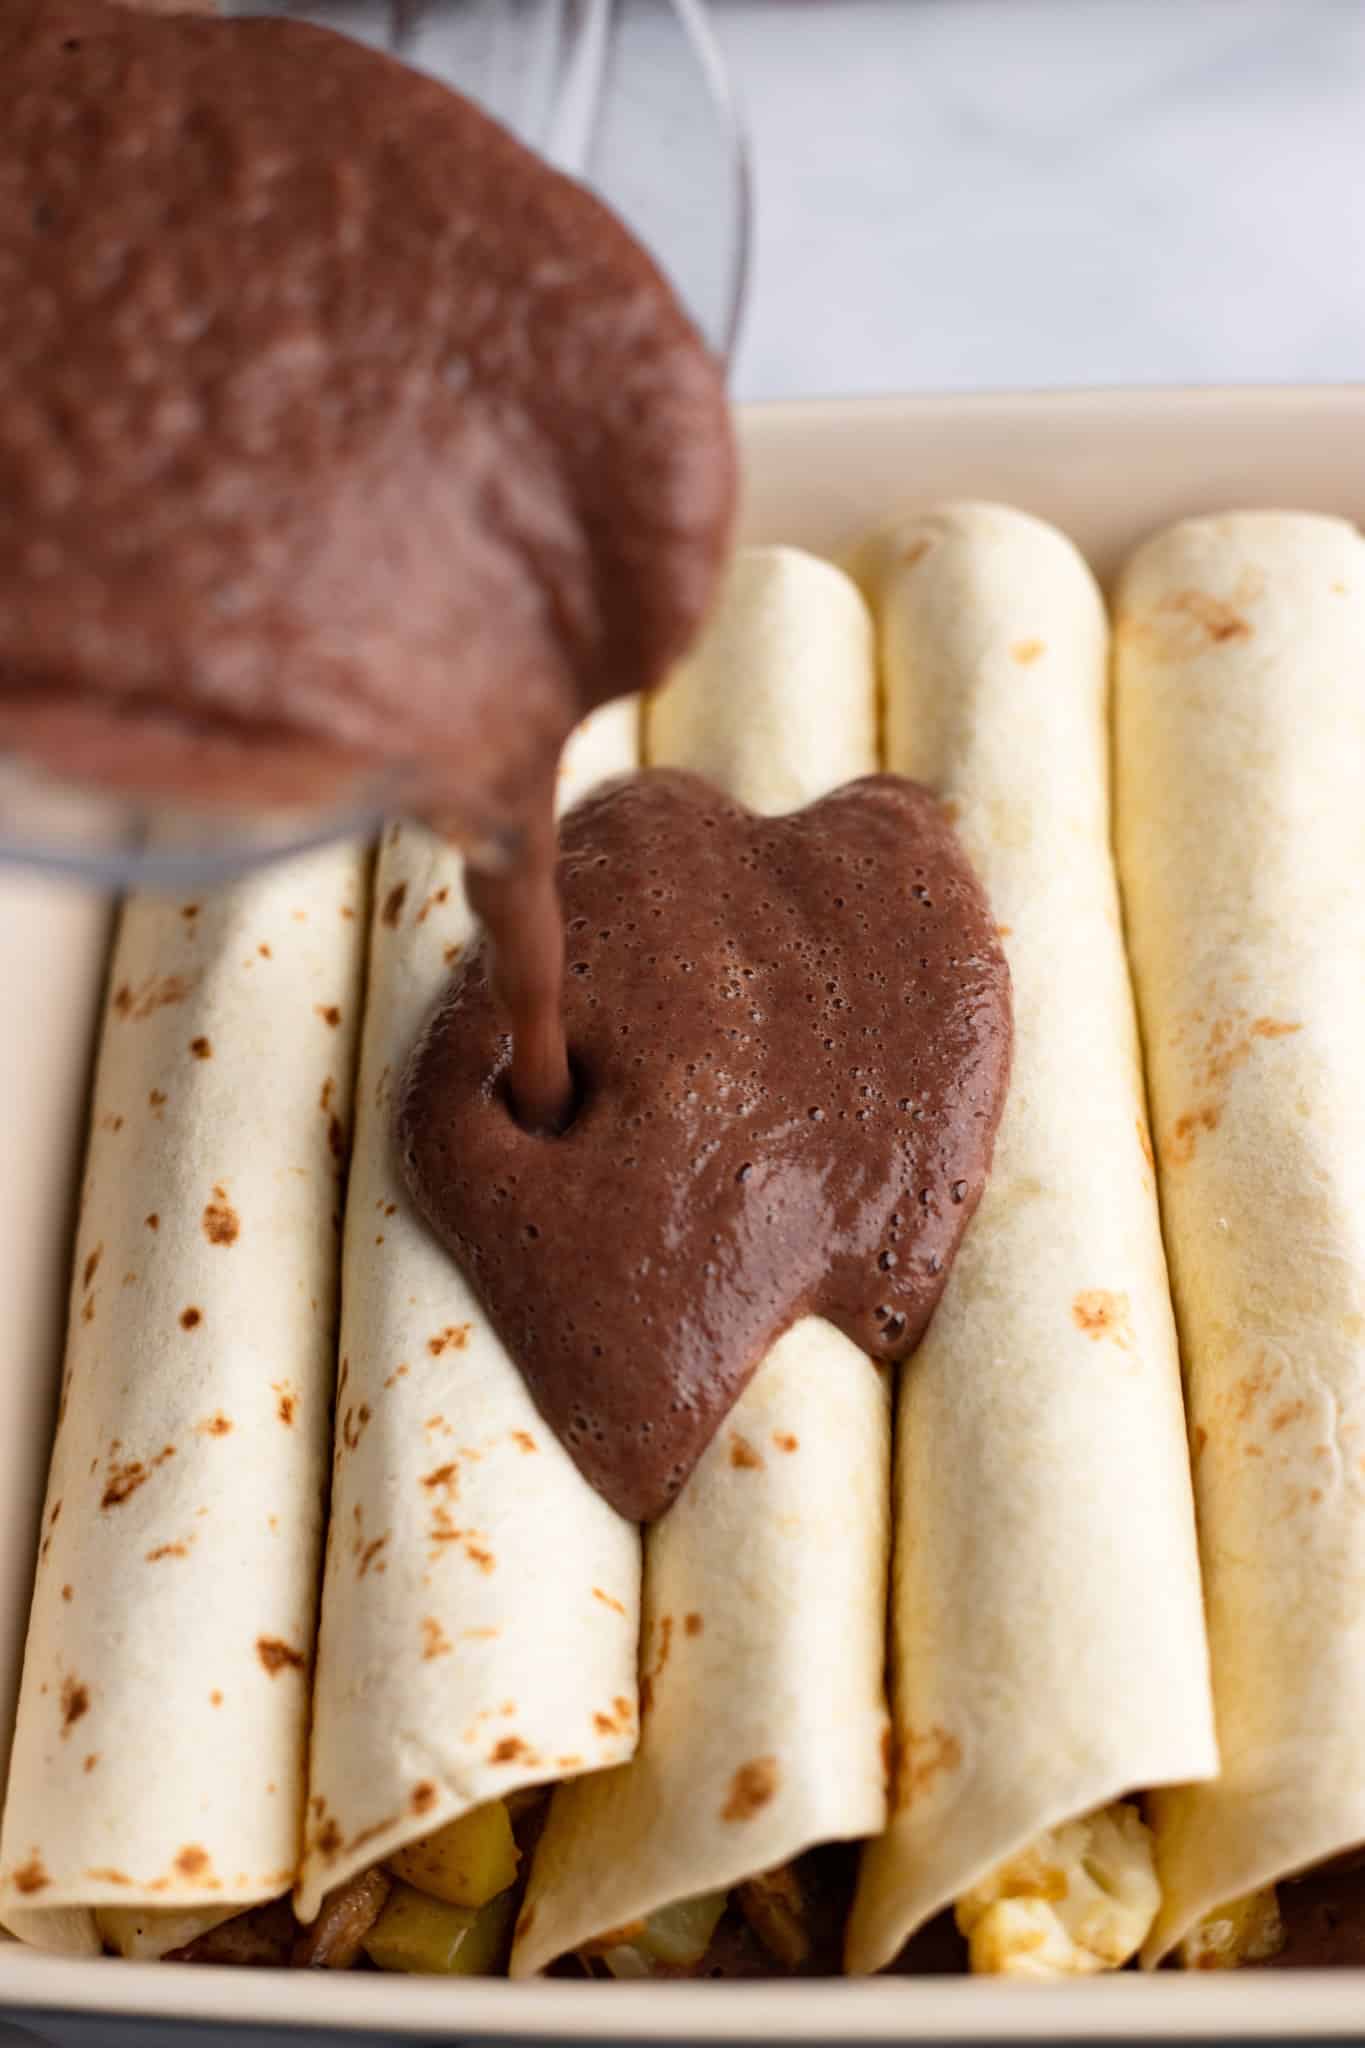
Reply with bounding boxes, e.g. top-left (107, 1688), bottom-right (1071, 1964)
top-left (1113, 512), bottom-right (1365, 1963)
top-left (298, 702), bottom-right (643, 1923)
top-left (0, 843), bottom-right (368, 1955)
top-left (846, 504), bottom-right (1217, 1977)
top-left (511, 547), bottom-right (890, 1979)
